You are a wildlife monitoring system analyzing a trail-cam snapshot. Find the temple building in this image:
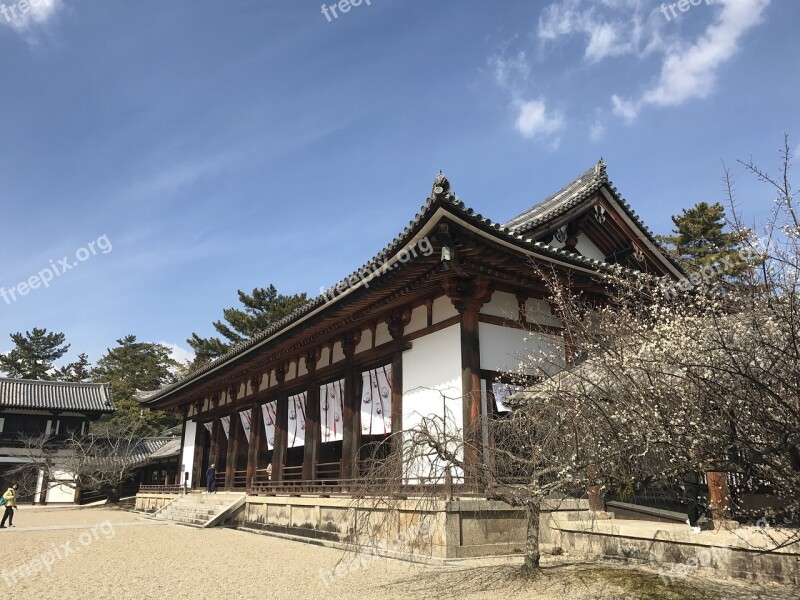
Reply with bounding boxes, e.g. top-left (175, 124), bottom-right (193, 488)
top-left (0, 378), bottom-right (115, 503)
top-left (137, 161), bottom-right (682, 493)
